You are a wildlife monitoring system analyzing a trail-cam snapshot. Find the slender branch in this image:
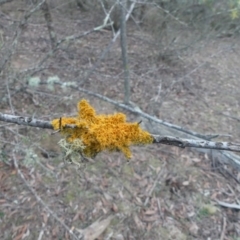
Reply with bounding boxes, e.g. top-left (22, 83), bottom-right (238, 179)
top-left (220, 217), bottom-right (226, 240)
top-left (75, 86), bottom-right (211, 139)
top-left (35, 81), bottom-right (225, 141)
top-left (221, 151), bottom-right (240, 171)
top-left (1, 112), bottom-right (240, 154)
top-left (220, 112), bottom-right (240, 122)
top-left (152, 135), bottom-right (240, 152)
top-left (144, 164), bottom-right (165, 206)
top-left (216, 200), bottom-right (240, 210)
top-left (0, 113), bottom-right (53, 129)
